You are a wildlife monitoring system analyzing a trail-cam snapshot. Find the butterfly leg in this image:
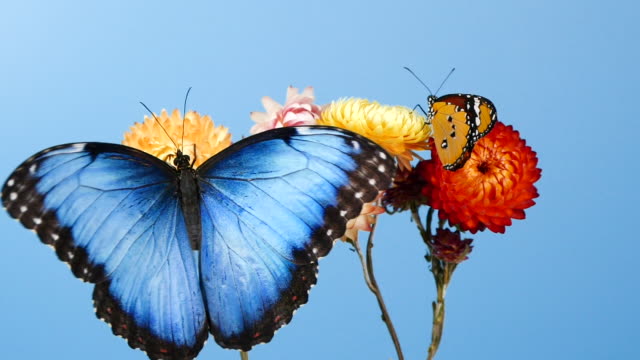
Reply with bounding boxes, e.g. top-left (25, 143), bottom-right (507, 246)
top-left (412, 103), bottom-right (429, 117)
